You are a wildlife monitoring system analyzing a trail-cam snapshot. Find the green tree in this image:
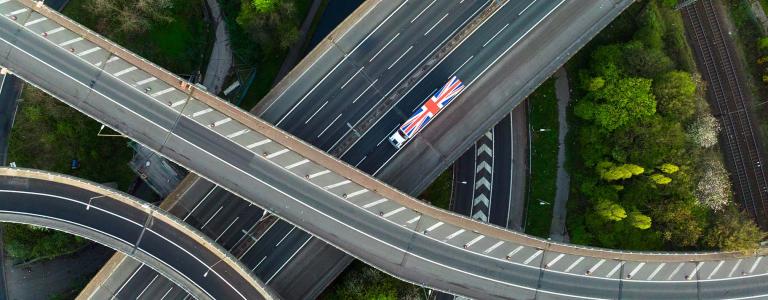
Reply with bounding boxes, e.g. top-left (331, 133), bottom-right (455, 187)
top-left (586, 77), bottom-right (605, 91)
top-left (628, 211), bottom-right (652, 229)
top-left (623, 41), bottom-right (674, 77)
top-left (588, 77), bottom-right (657, 131)
top-left (703, 206), bottom-right (764, 253)
top-left (660, 163), bottom-right (680, 174)
top-left (653, 71), bottom-right (697, 121)
top-left (237, 0), bottom-right (300, 54)
top-left (598, 162), bottom-right (644, 181)
top-left (651, 200), bottom-right (706, 248)
top-left (595, 198), bottom-right (627, 221)
top-left (758, 37), bottom-right (768, 50)
top-left (650, 173), bottom-right (672, 185)
top-left (252, 0), bottom-right (278, 13)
